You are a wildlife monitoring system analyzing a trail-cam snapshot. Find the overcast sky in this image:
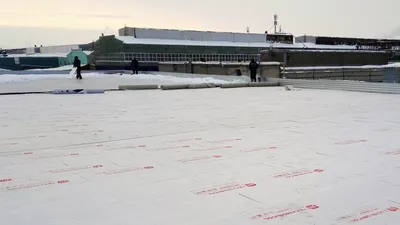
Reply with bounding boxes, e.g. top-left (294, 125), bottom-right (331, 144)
top-left (1, 0), bottom-right (400, 48)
